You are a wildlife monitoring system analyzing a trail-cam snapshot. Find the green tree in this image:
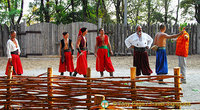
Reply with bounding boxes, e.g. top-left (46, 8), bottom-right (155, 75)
top-left (0, 0), bottom-right (24, 28)
top-left (180, 0), bottom-right (200, 23)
